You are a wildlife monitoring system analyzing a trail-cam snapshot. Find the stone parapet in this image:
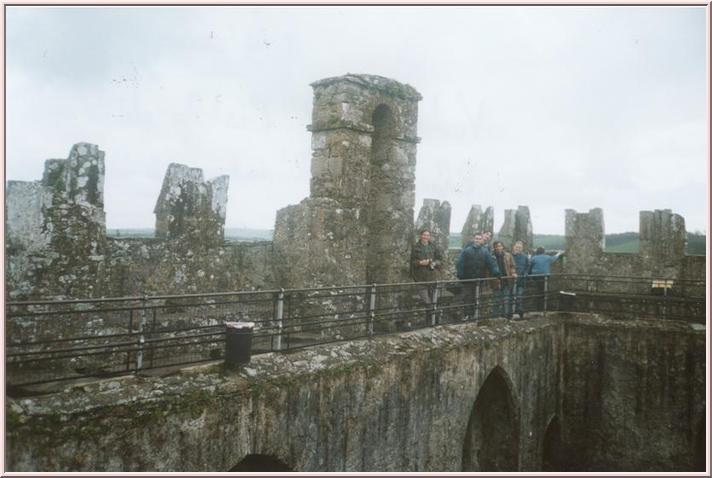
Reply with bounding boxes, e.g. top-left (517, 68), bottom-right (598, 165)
top-left (273, 198), bottom-right (368, 288)
top-left (461, 205), bottom-right (494, 246)
top-left (562, 207), bottom-right (696, 281)
top-left (154, 163), bottom-right (229, 248)
top-left (415, 198), bottom-right (451, 253)
top-left (498, 206), bottom-right (533, 250)
top-left (5, 143), bottom-right (107, 299)
top-left (639, 209), bottom-right (686, 266)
